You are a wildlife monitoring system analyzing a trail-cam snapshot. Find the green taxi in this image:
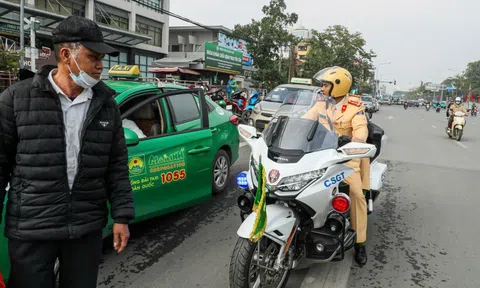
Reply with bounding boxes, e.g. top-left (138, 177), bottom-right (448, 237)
top-left (0, 65), bottom-right (240, 282)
